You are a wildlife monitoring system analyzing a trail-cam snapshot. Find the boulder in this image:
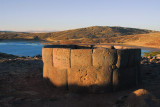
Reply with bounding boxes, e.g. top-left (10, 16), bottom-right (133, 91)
top-left (125, 89), bottom-right (160, 107)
